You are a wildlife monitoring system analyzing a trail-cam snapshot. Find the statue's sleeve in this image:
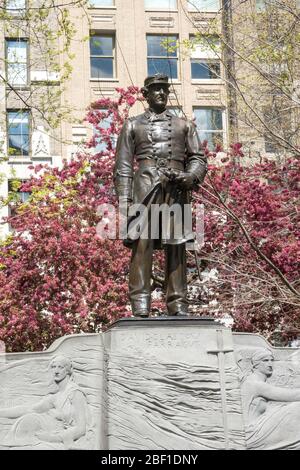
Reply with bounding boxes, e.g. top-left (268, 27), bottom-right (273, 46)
top-left (185, 120), bottom-right (207, 184)
top-left (113, 119), bottom-right (135, 201)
